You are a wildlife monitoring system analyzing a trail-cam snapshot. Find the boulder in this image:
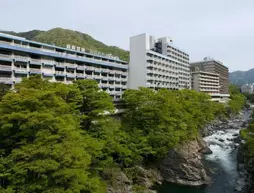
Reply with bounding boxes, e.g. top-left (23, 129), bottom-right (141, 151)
top-left (159, 138), bottom-right (211, 186)
top-left (106, 172), bottom-right (133, 193)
